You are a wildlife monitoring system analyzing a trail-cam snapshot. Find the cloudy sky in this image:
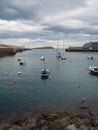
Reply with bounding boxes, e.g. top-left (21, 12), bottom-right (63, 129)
top-left (0, 0), bottom-right (98, 48)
